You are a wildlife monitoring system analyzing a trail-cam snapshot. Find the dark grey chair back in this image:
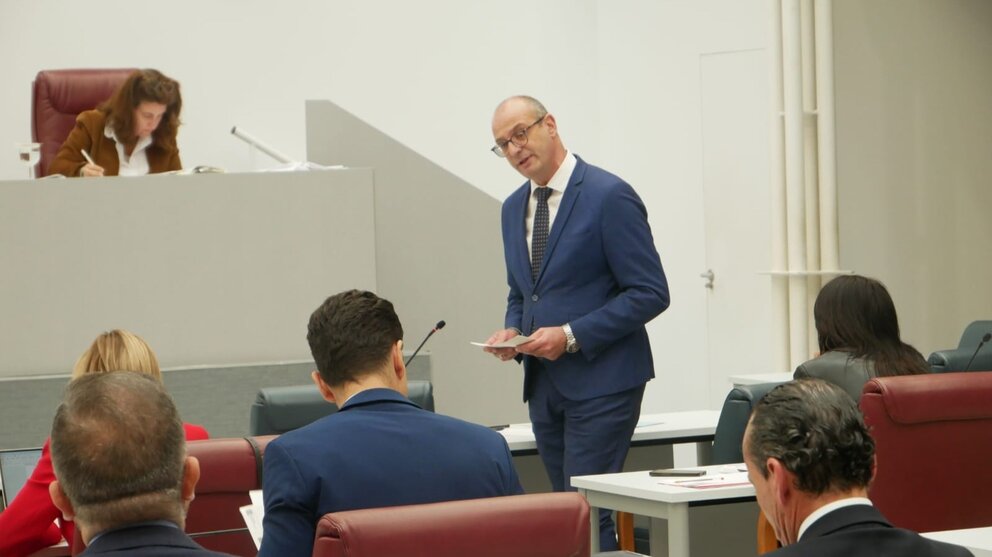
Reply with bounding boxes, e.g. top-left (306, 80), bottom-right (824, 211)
top-left (249, 380), bottom-right (435, 436)
top-left (710, 381), bottom-right (783, 465)
top-left (928, 320), bottom-right (992, 373)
